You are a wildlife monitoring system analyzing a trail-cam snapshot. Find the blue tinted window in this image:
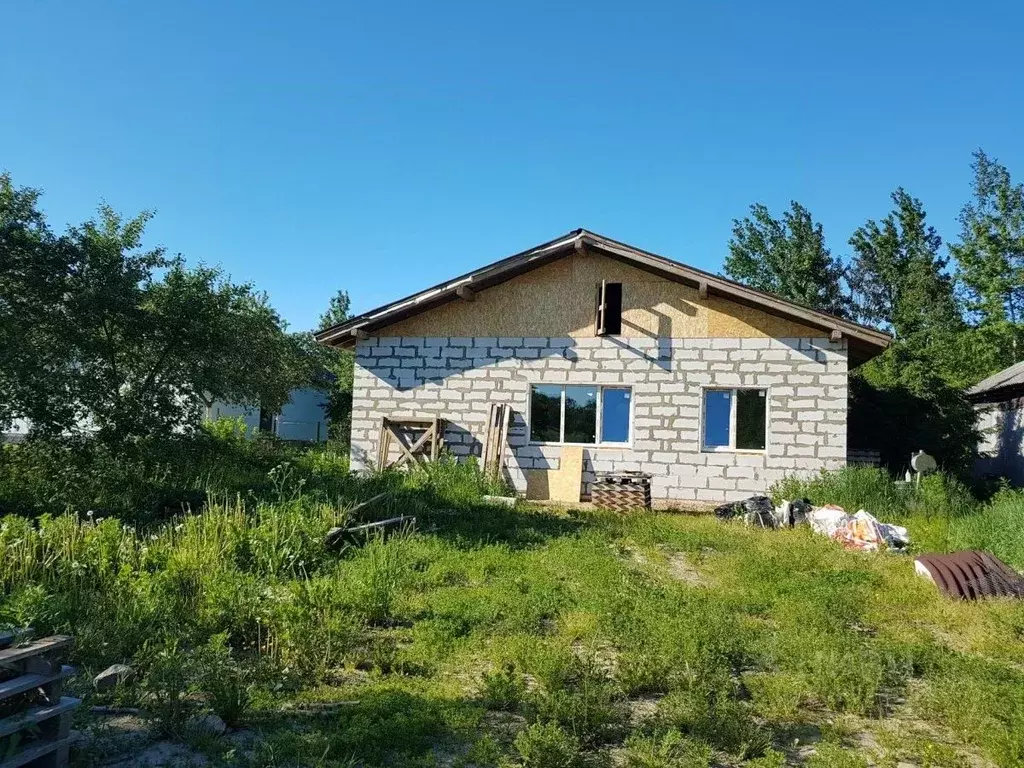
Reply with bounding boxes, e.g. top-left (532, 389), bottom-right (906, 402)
top-left (703, 390), bottom-right (731, 448)
top-left (601, 388), bottom-right (630, 443)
